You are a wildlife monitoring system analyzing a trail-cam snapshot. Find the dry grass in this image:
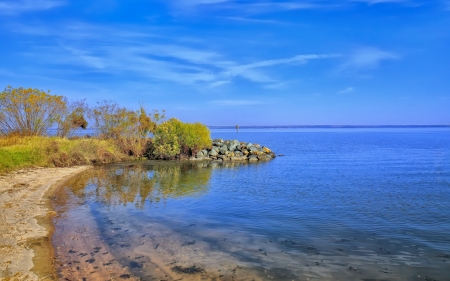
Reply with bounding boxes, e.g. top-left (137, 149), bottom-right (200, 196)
top-left (0, 136), bottom-right (130, 173)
